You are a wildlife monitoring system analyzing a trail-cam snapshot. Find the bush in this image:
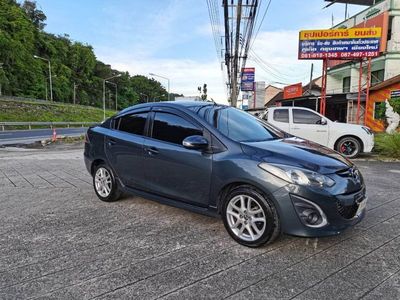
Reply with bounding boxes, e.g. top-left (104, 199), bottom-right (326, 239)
top-left (374, 133), bottom-right (400, 158)
top-left (389, 97), bottom-right (400, 115)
